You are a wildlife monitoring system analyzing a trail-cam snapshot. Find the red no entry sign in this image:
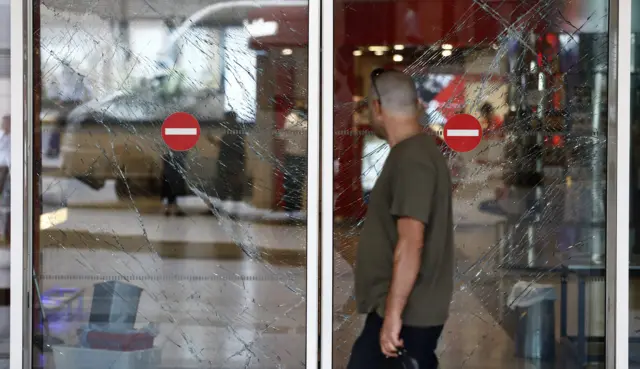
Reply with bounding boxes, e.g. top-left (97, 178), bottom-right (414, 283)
top-left (162, 112), bottom-right (201, 151)
top-left (443, 114), bottom-right (482, 153)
